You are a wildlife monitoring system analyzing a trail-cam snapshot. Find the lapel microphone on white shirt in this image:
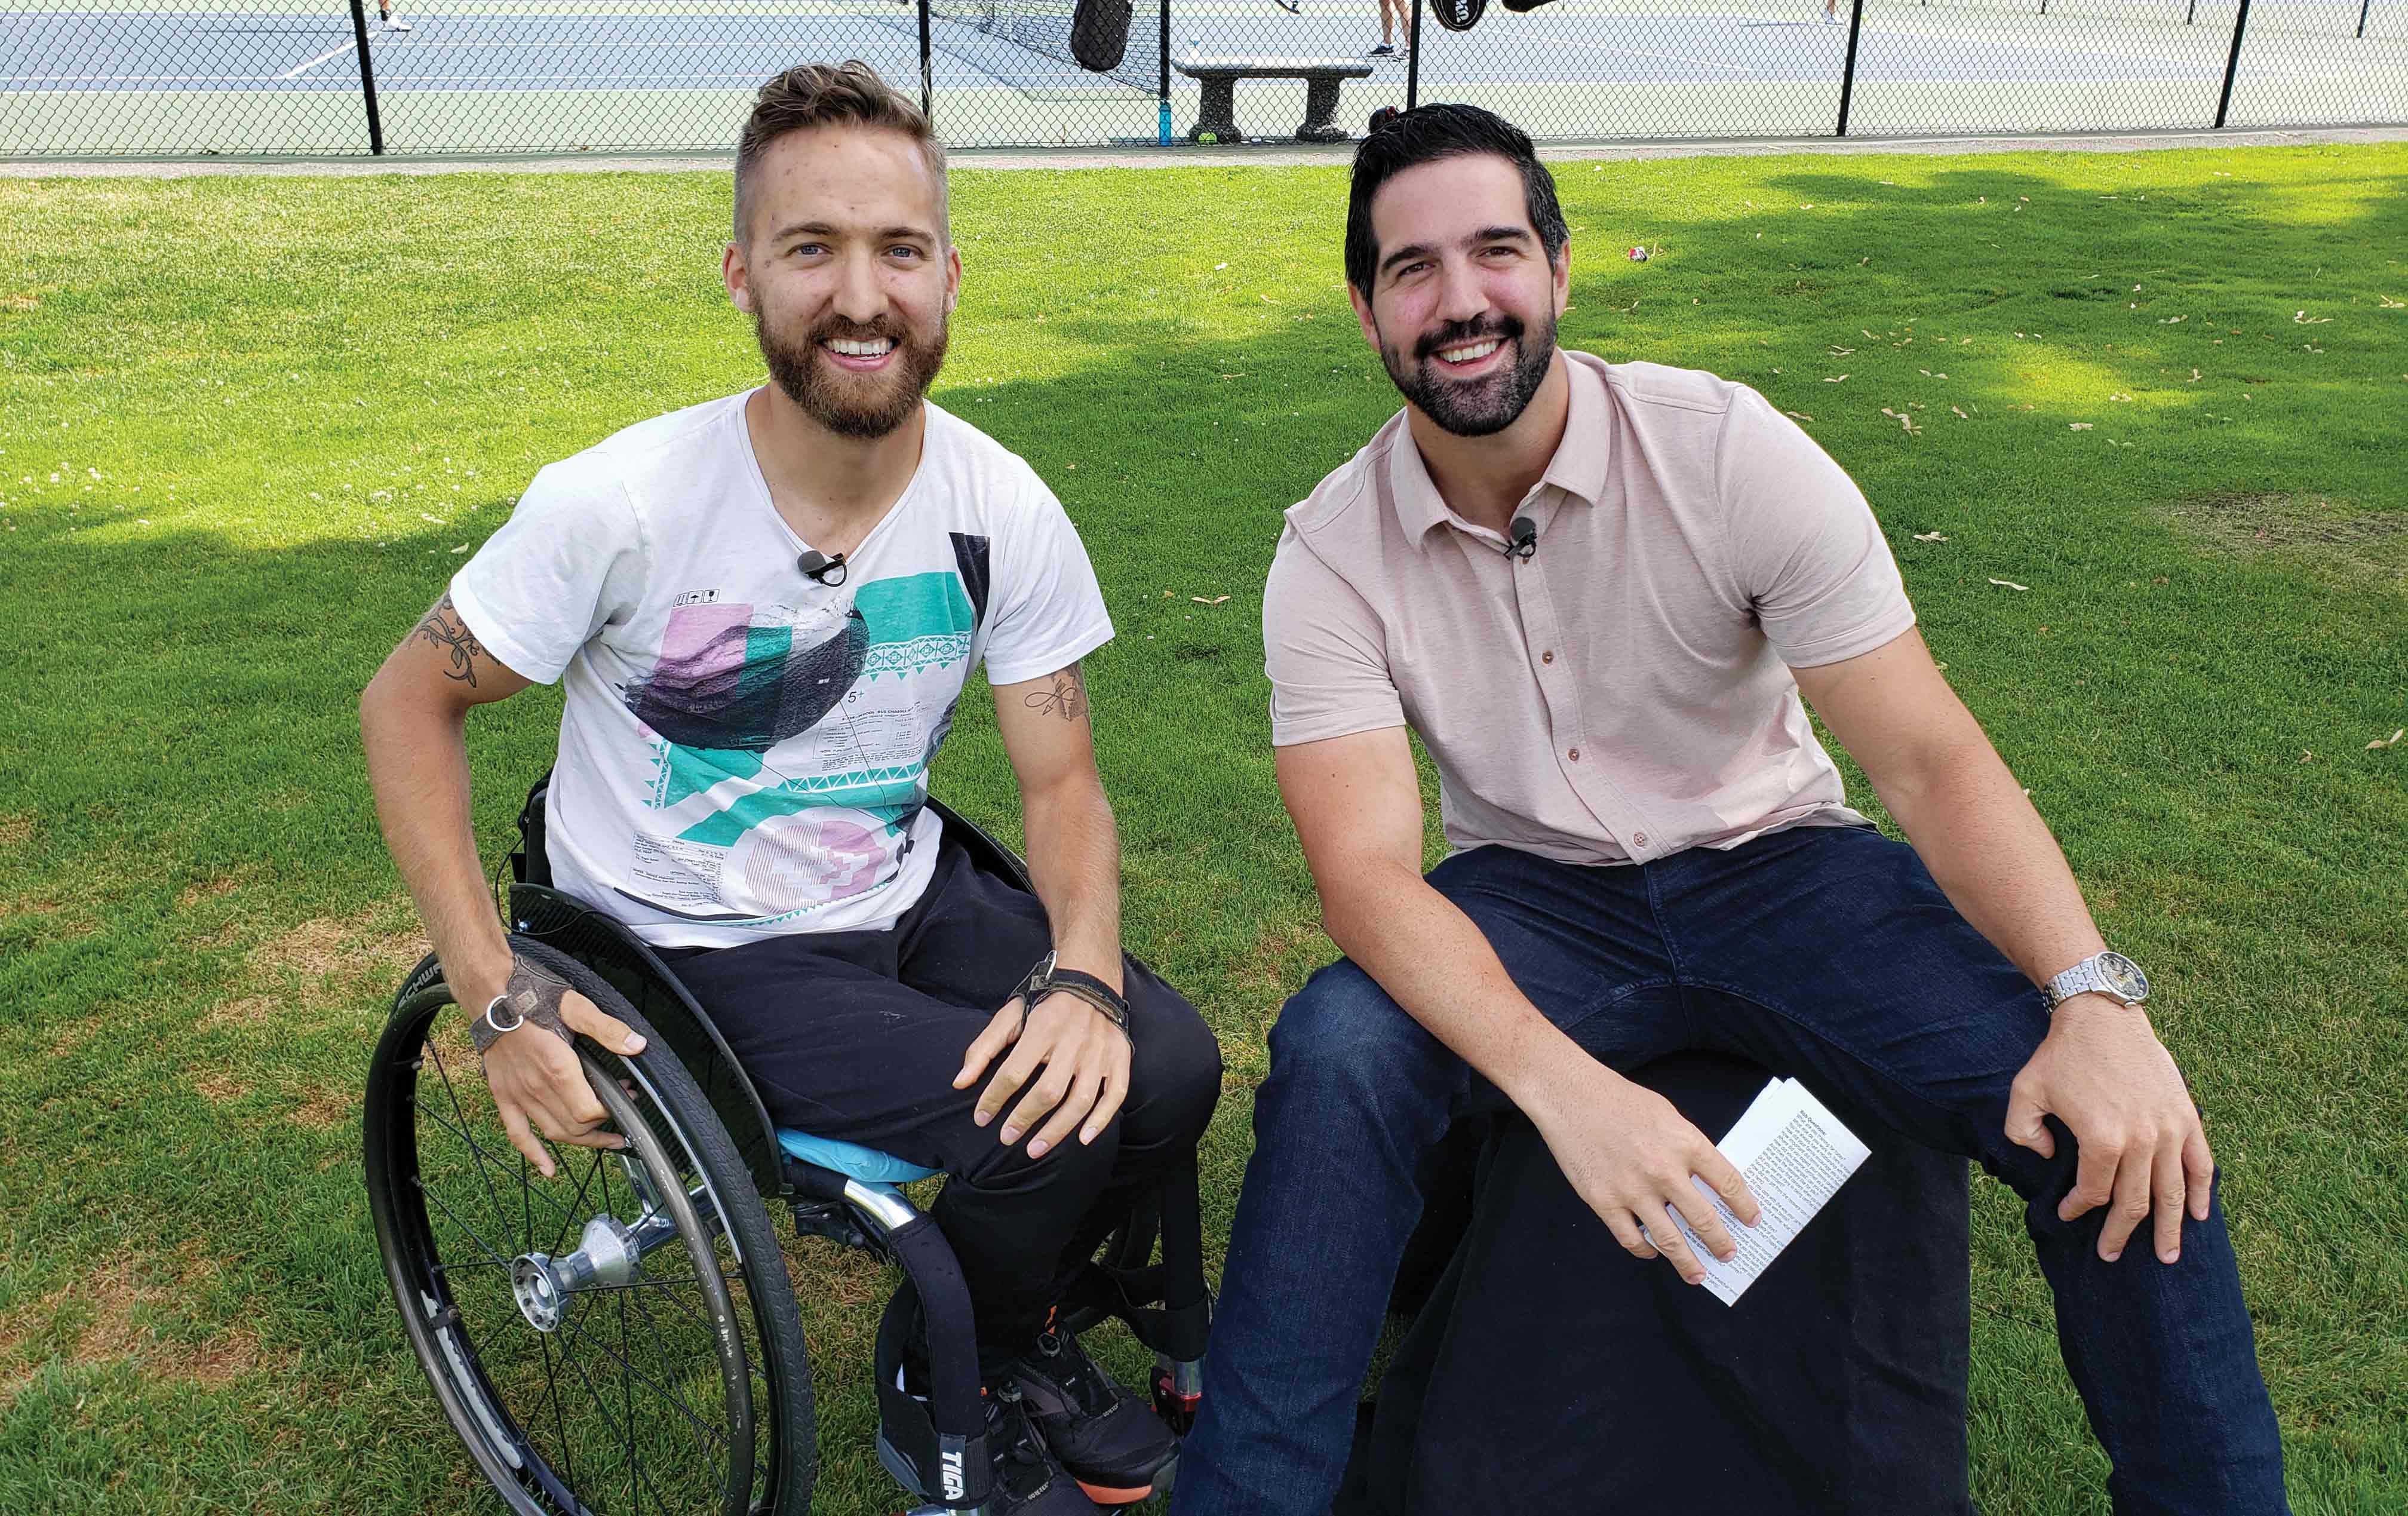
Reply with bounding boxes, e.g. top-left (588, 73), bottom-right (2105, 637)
top-left (1504, 517), bottom-right (1538, 560)
top-left (798, 550), bottom-right (849, 587)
